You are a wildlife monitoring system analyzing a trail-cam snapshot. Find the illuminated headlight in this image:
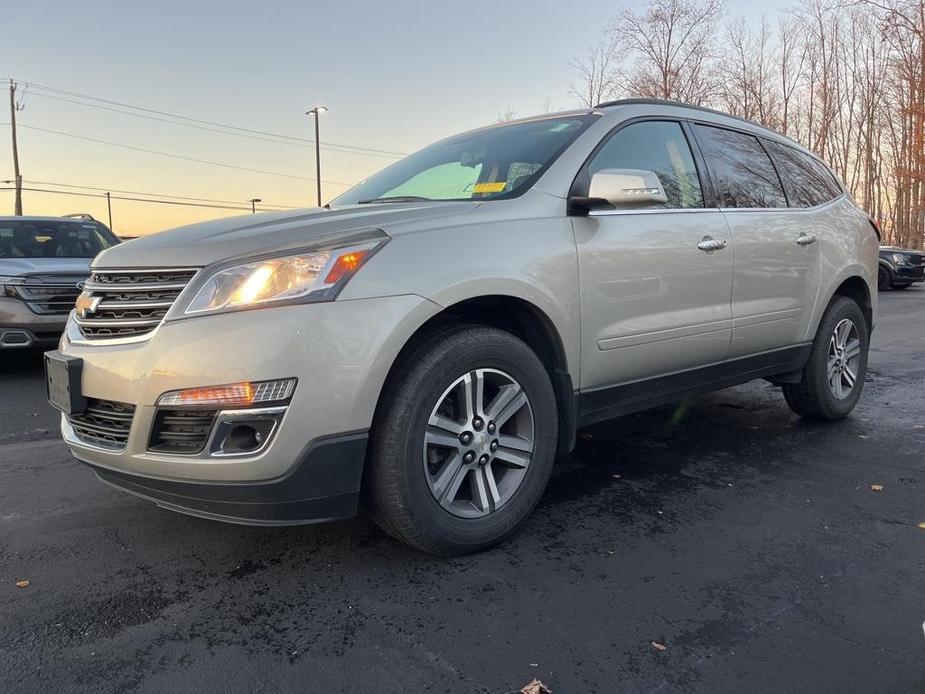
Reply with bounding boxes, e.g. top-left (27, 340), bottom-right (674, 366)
top-left (891, 253), bottom-right (907, 265)
top-left (184, 239), bottom-right (384, 315)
